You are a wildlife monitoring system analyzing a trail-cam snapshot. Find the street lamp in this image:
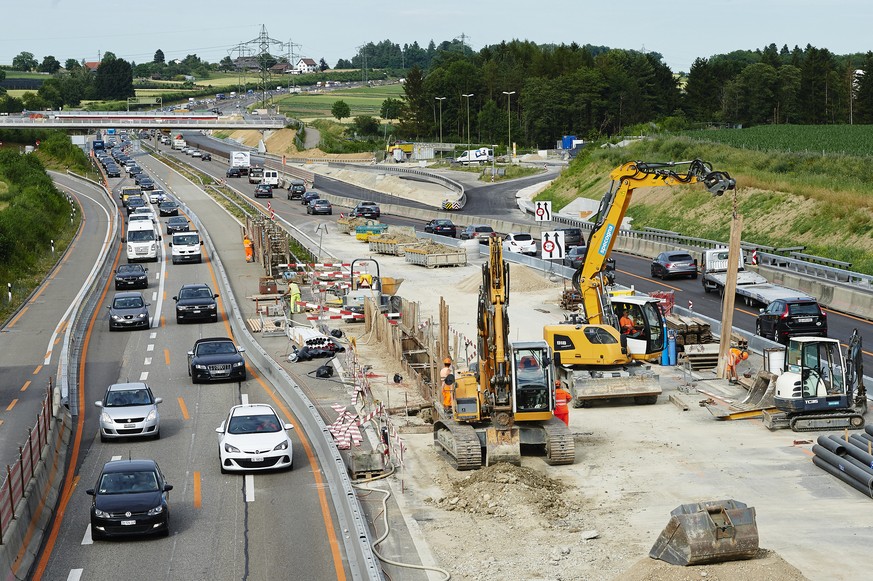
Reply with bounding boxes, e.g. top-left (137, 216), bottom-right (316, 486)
top-left (502, 90), bottom-right (515, 162)
top-left (435, 96), bottom-right (446, 159)
top-left (462, 93), bottom-right (474, 153)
